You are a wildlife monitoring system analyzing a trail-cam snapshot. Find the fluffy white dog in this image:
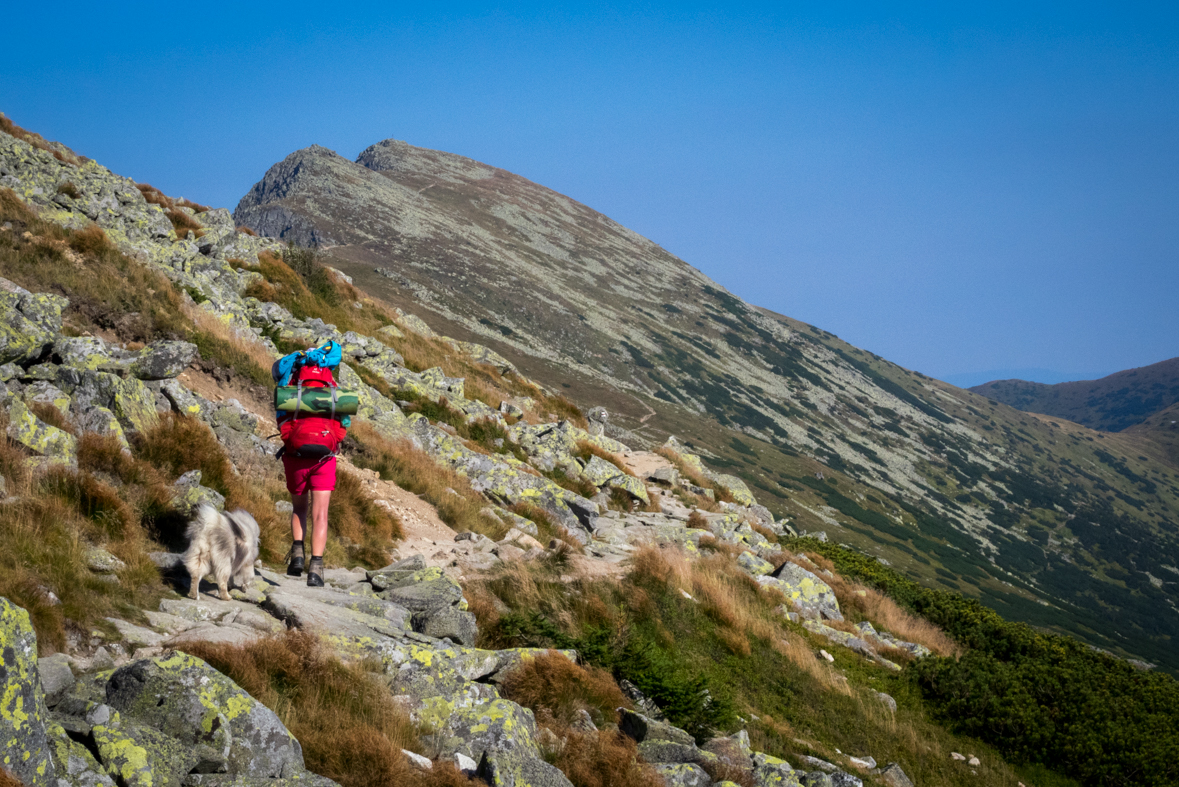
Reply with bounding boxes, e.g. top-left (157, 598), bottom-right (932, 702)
top-left (182, 504), bottom-right (260, 601)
